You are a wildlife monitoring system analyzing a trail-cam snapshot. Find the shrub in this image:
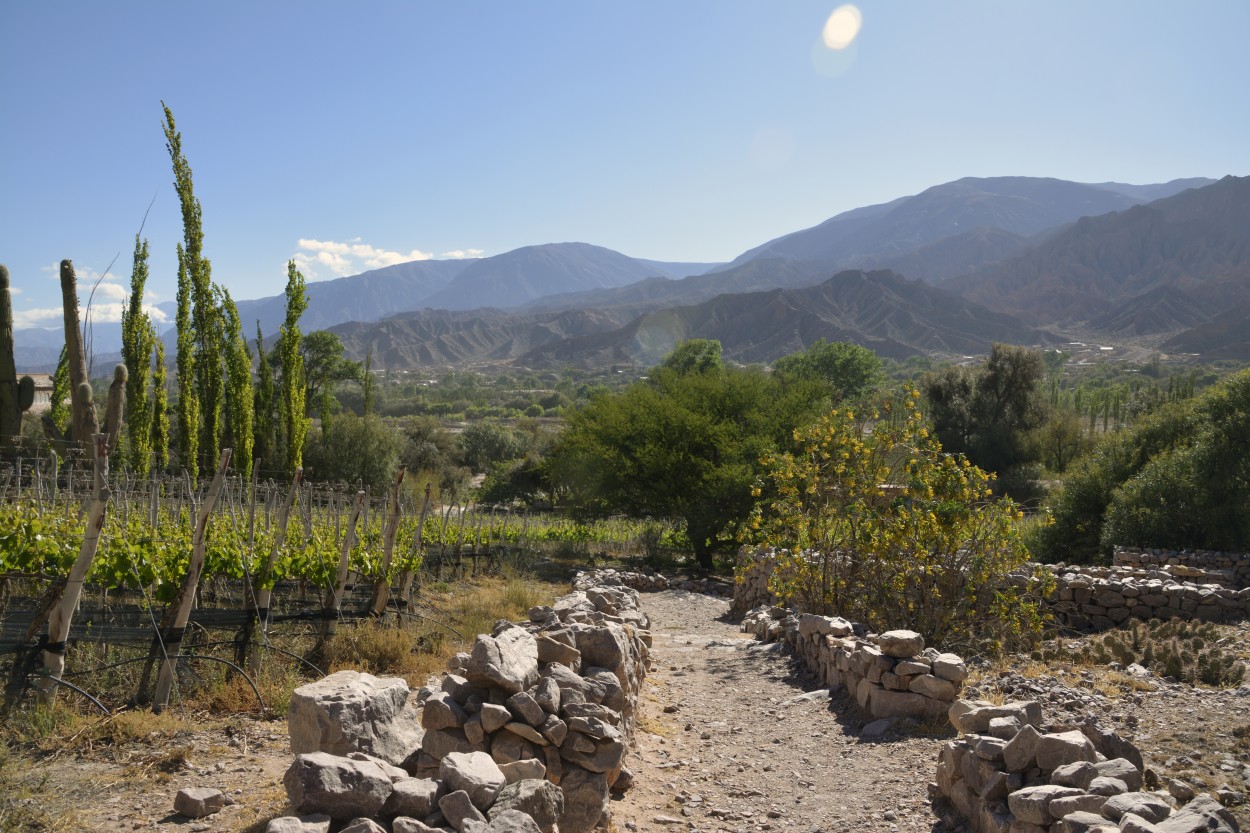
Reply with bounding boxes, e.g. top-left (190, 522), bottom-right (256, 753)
top-left (746, 387), bottom-right (1049, 653)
